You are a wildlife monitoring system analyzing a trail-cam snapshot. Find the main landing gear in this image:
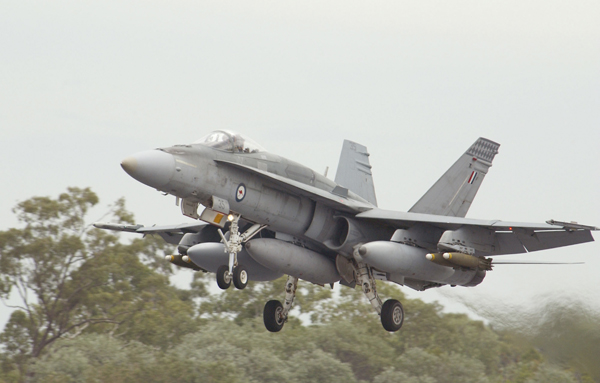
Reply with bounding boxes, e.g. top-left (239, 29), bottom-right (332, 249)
top-left (263, 275), bottom-right (298, 332)
top-left (216, 213), bottom-right (265, 291)
top-left (353, 247), bottom-right (404, 332)
top-left (261, 255), bottom-right (404, 333)
top-left (260, 257), bottom-right (404, 333)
